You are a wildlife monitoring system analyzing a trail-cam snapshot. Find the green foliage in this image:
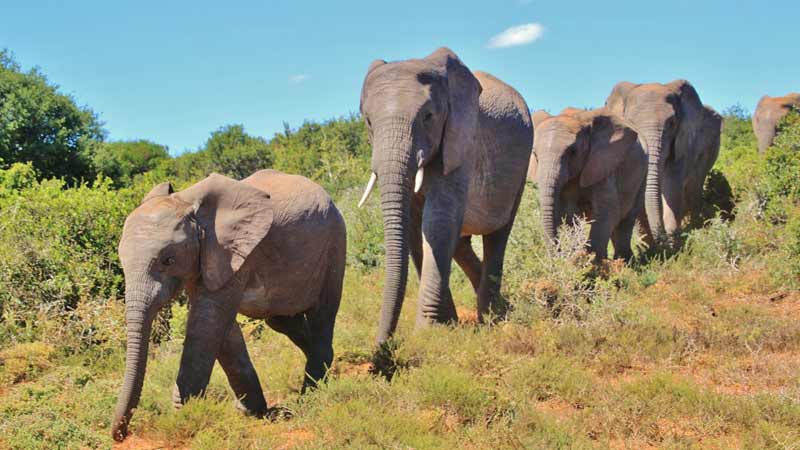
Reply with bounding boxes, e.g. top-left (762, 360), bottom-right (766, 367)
top-left (0, 50), bottom-right (104, 181)
top-left (92, 139), bottom-right (169, 187)
top-left (0, 177), bottom-right (141, 347)
top-left (0, 162), bottom-right (37, 195)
